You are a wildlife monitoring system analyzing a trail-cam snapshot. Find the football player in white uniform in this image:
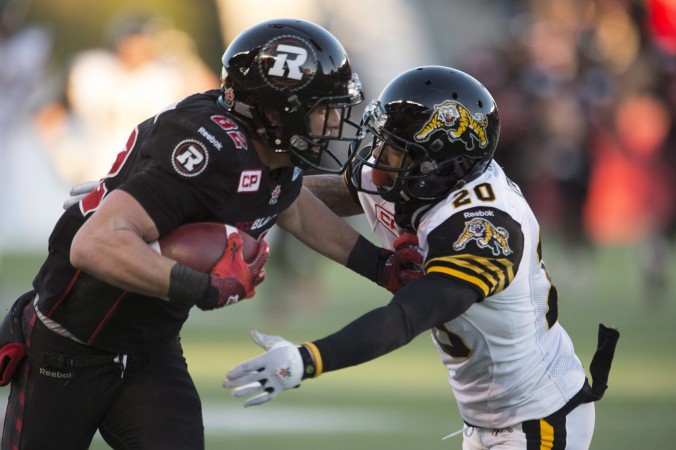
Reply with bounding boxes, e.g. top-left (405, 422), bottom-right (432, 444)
top-left (223, 66), bottom-right (619, 449)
